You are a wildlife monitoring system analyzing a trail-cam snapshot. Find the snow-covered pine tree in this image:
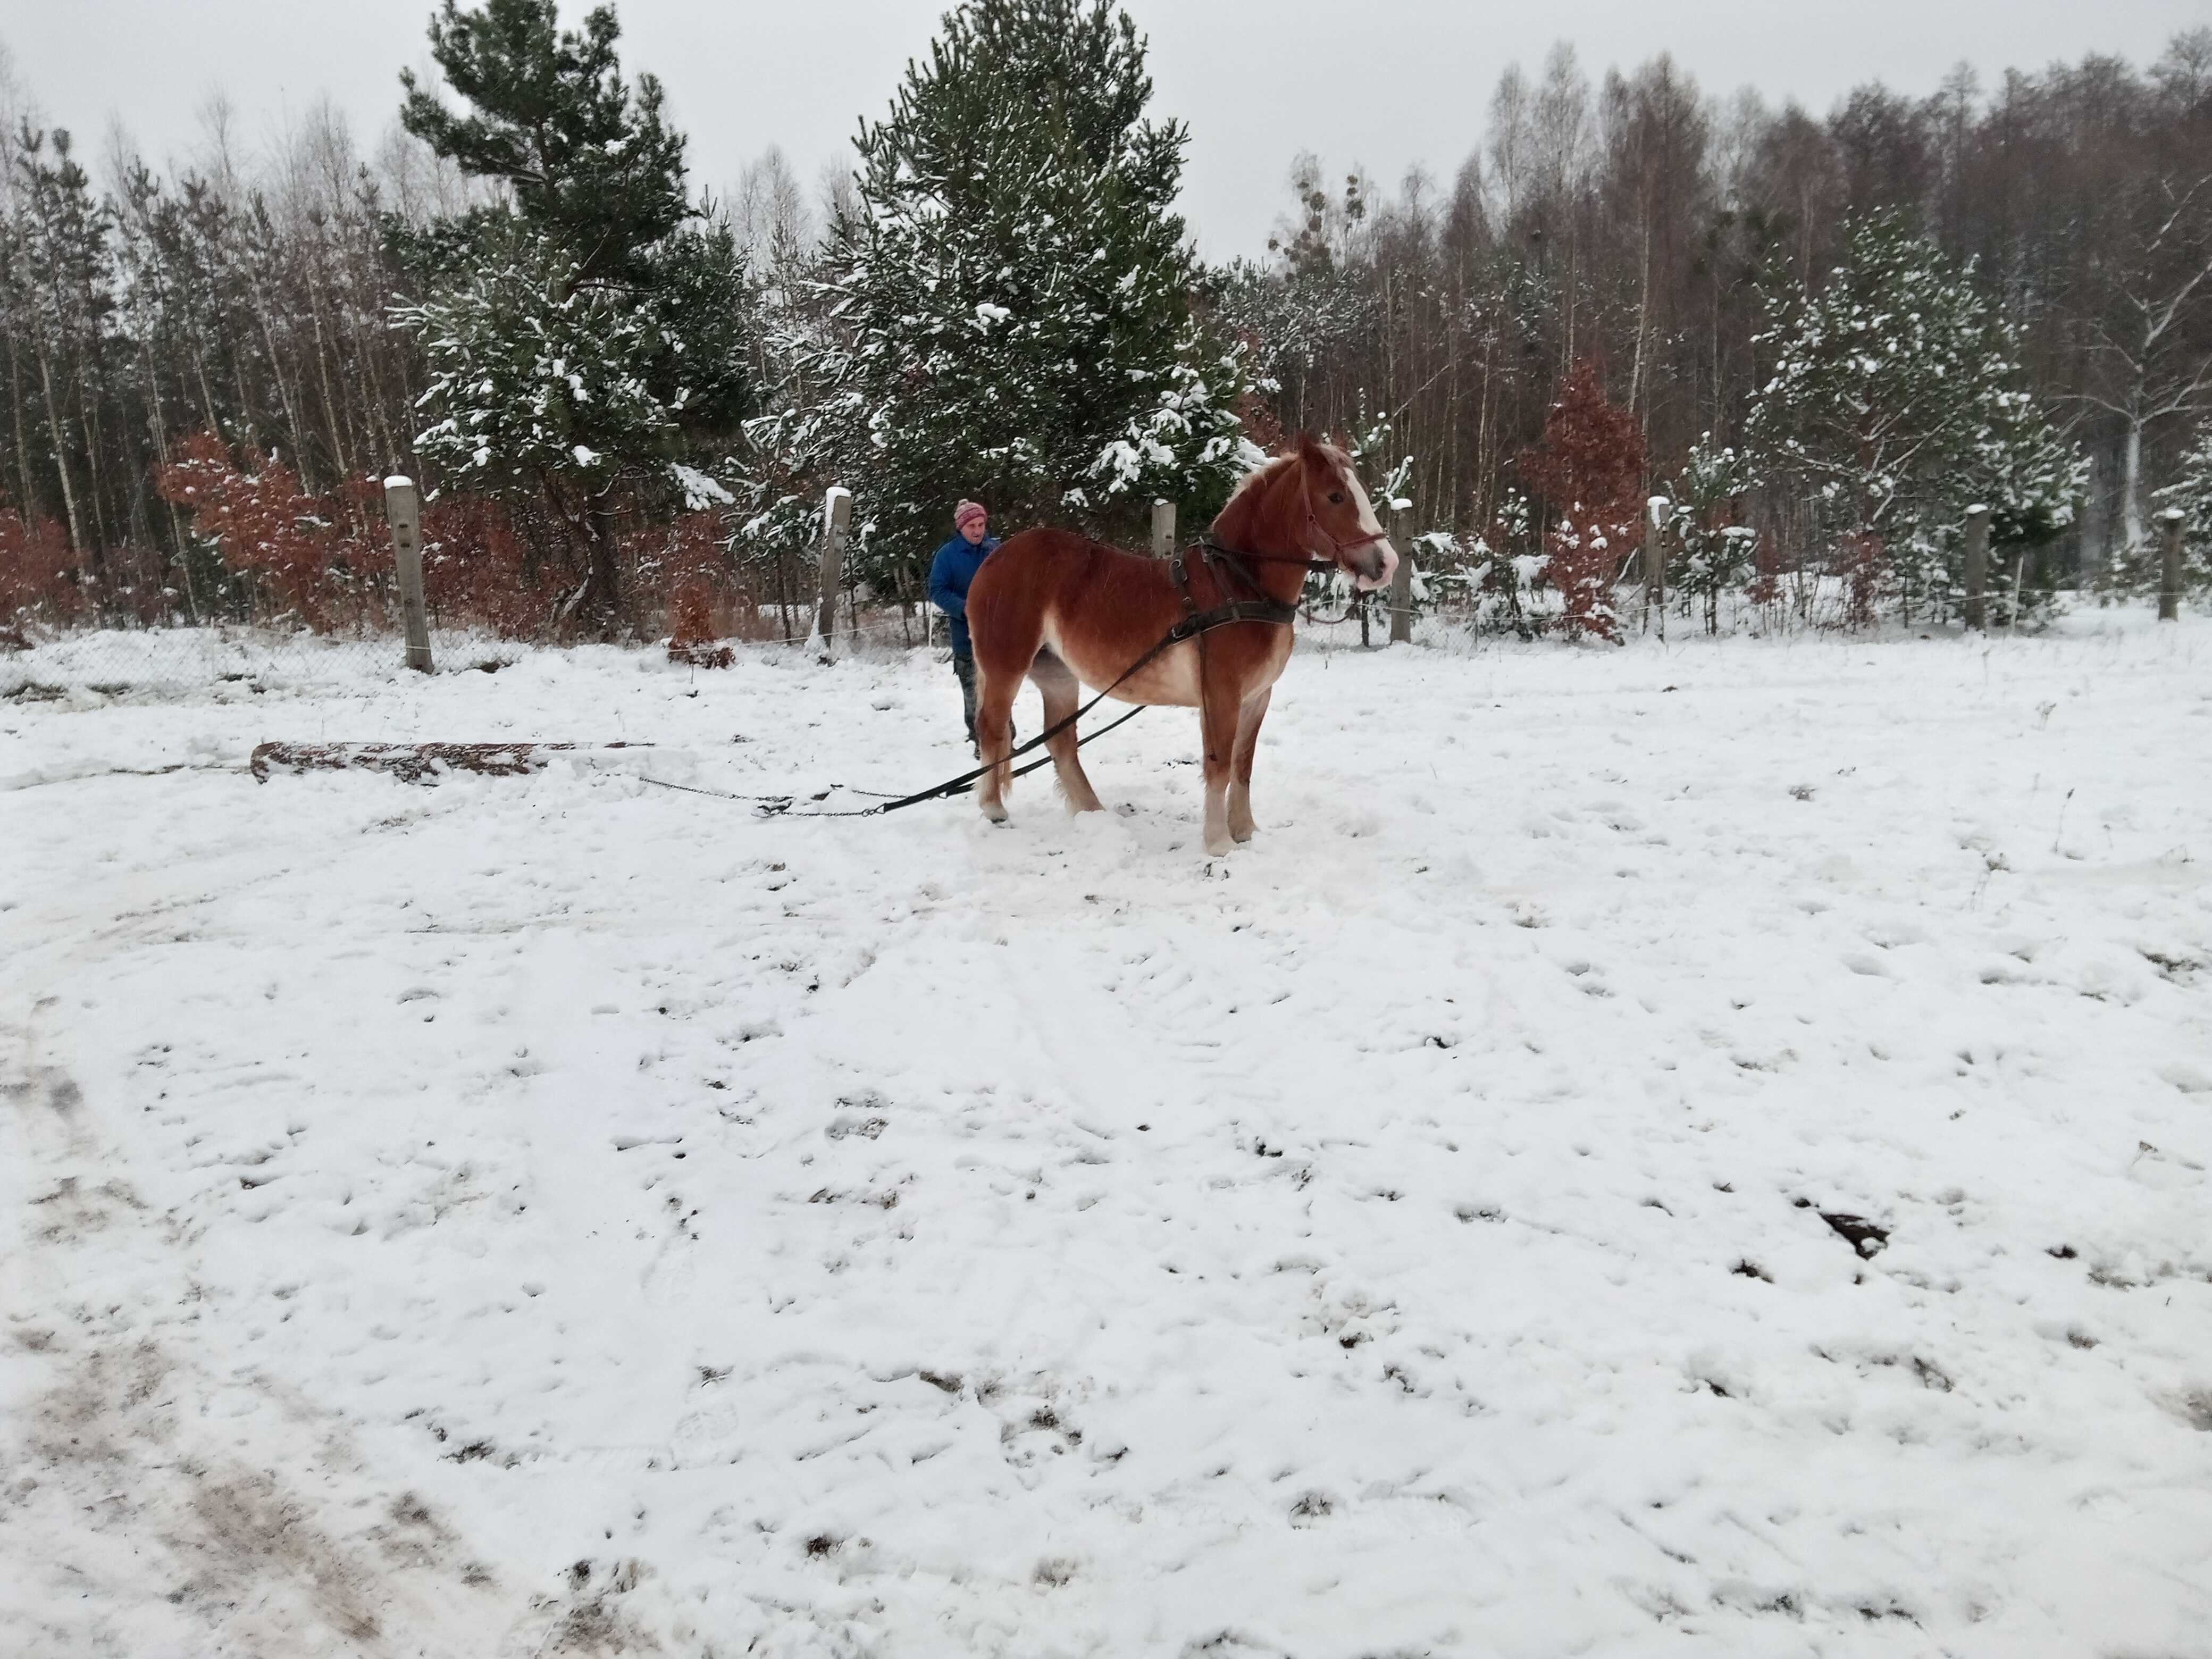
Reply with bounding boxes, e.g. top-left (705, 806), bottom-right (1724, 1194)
top-left (393, 0), bottom-right (752, 636)
top-left (2151, 423), bottom-right (2212, 597)
top-left (398, 223), bottom-right (742, 512)
top-left (1666, 435), bottom-right (1759, 634)
top-left (764, 0), bottom-right (1254, 596)
top-left (398, 0), bottom-right (689, 287)
top-left (1746, 210), bottom-right (2082, 623)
